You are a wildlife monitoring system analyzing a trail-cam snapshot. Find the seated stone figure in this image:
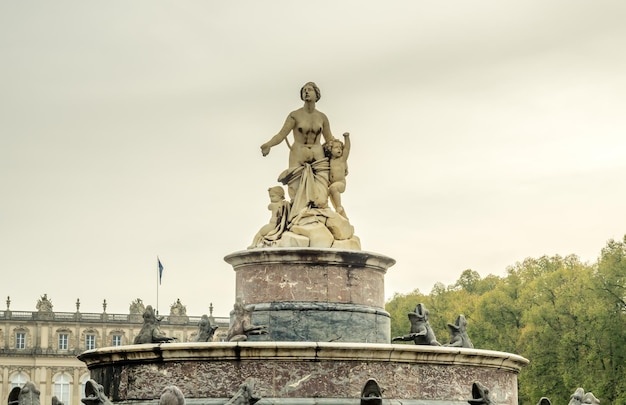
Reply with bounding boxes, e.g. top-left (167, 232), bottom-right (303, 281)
top-left (81, 380), bottom-right (113, 405)
top-left (226, 299), bottom-right (267, 342)
top-left (392, 303), bottom-right (441, 346)
top-left (192, 314), bottom-right (218, 342)
top-left (133, 305), bottom-right (176, 344)
top-left (444, 314), bottom-right (474, 348)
